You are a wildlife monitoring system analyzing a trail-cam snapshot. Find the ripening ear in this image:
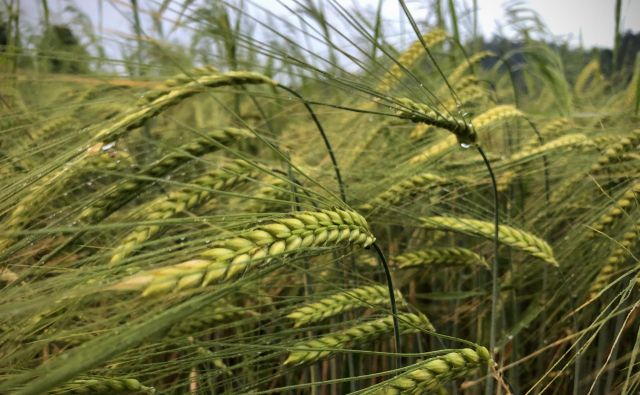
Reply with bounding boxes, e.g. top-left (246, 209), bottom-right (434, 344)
top-left (2, 1), bottom-right (637, 394)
